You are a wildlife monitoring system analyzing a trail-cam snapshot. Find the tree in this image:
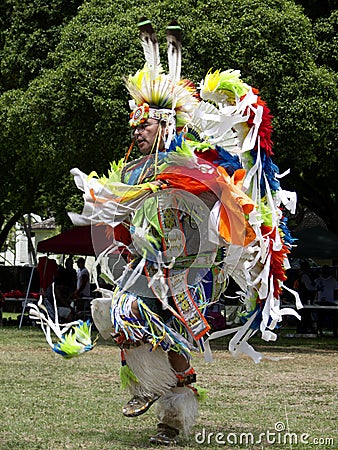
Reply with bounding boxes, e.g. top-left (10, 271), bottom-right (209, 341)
top-left (0, 0), bottom-right (83, 92)
top-left (314, 9), bottom-right (338, 69)
top-left (0, 0), bottom-right (337, 252)
top-left (0, 0), bottom-right (84, 248)
top-left (294, 0), bottom-right (336, 20)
